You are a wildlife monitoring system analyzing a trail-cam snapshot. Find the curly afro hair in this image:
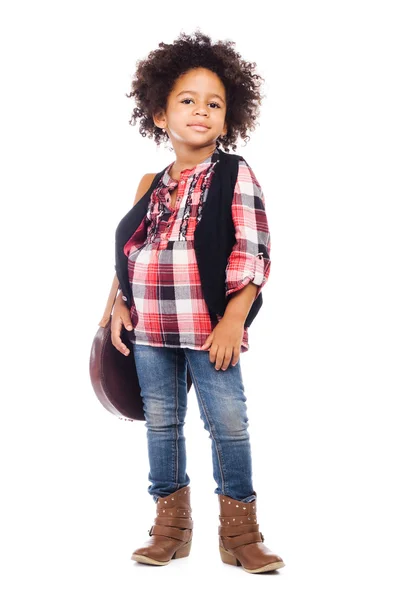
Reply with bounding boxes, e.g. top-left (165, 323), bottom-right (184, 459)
top-left (125, 29), bottom-right (265, 152)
